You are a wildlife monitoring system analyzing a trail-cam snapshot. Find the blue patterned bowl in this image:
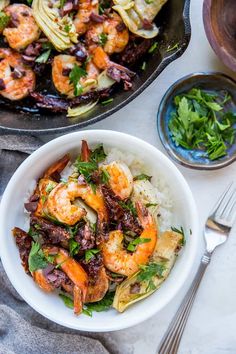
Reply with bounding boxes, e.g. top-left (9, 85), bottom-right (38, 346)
top-left (157, 72), bottom-right (236, 170)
